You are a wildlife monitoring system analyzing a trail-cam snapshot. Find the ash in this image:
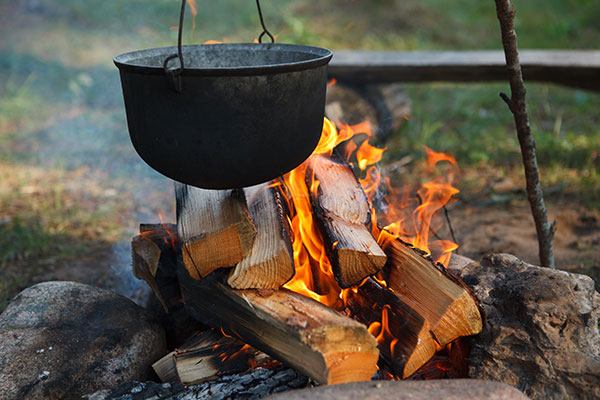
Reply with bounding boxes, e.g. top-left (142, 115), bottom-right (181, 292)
top-left (88, 365), bottom-right (309, 400)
